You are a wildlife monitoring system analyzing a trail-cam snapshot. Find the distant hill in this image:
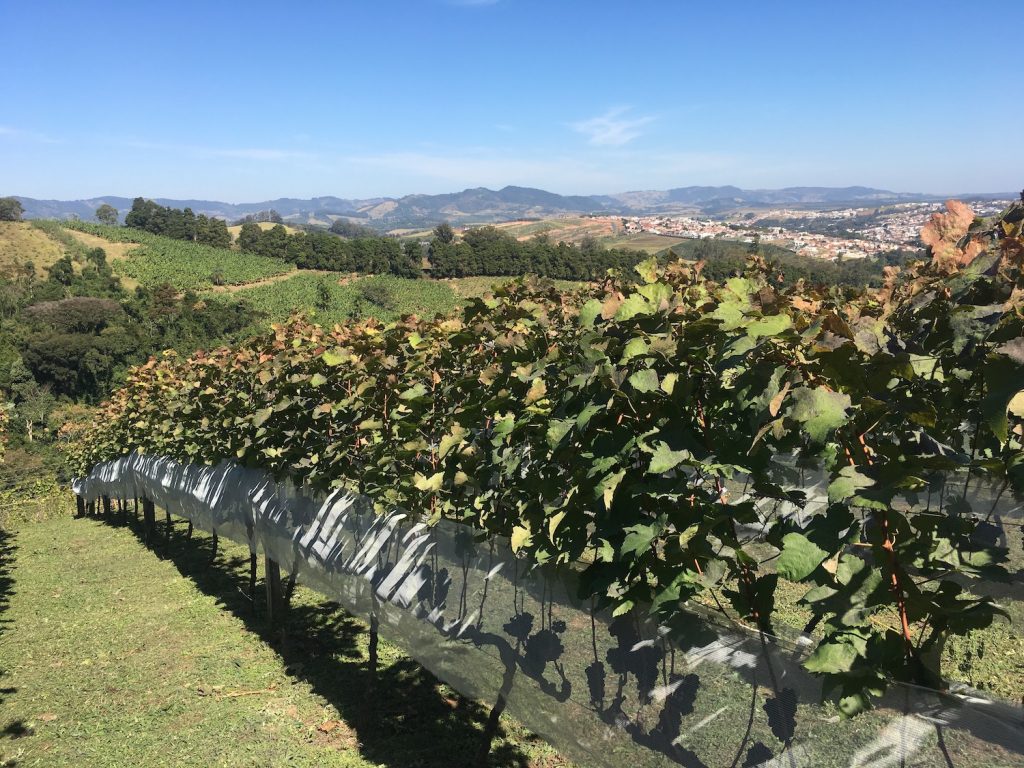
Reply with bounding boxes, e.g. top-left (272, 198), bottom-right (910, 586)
top-left (12, 185), bottom-right (1014, 229)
